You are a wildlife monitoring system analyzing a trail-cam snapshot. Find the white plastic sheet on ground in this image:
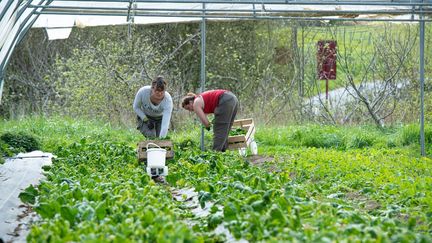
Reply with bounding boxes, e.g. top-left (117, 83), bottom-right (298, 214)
top-left (171, 187), bottom-right (248, 242)
top-left (0, 151), bottom-right (54, 242)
